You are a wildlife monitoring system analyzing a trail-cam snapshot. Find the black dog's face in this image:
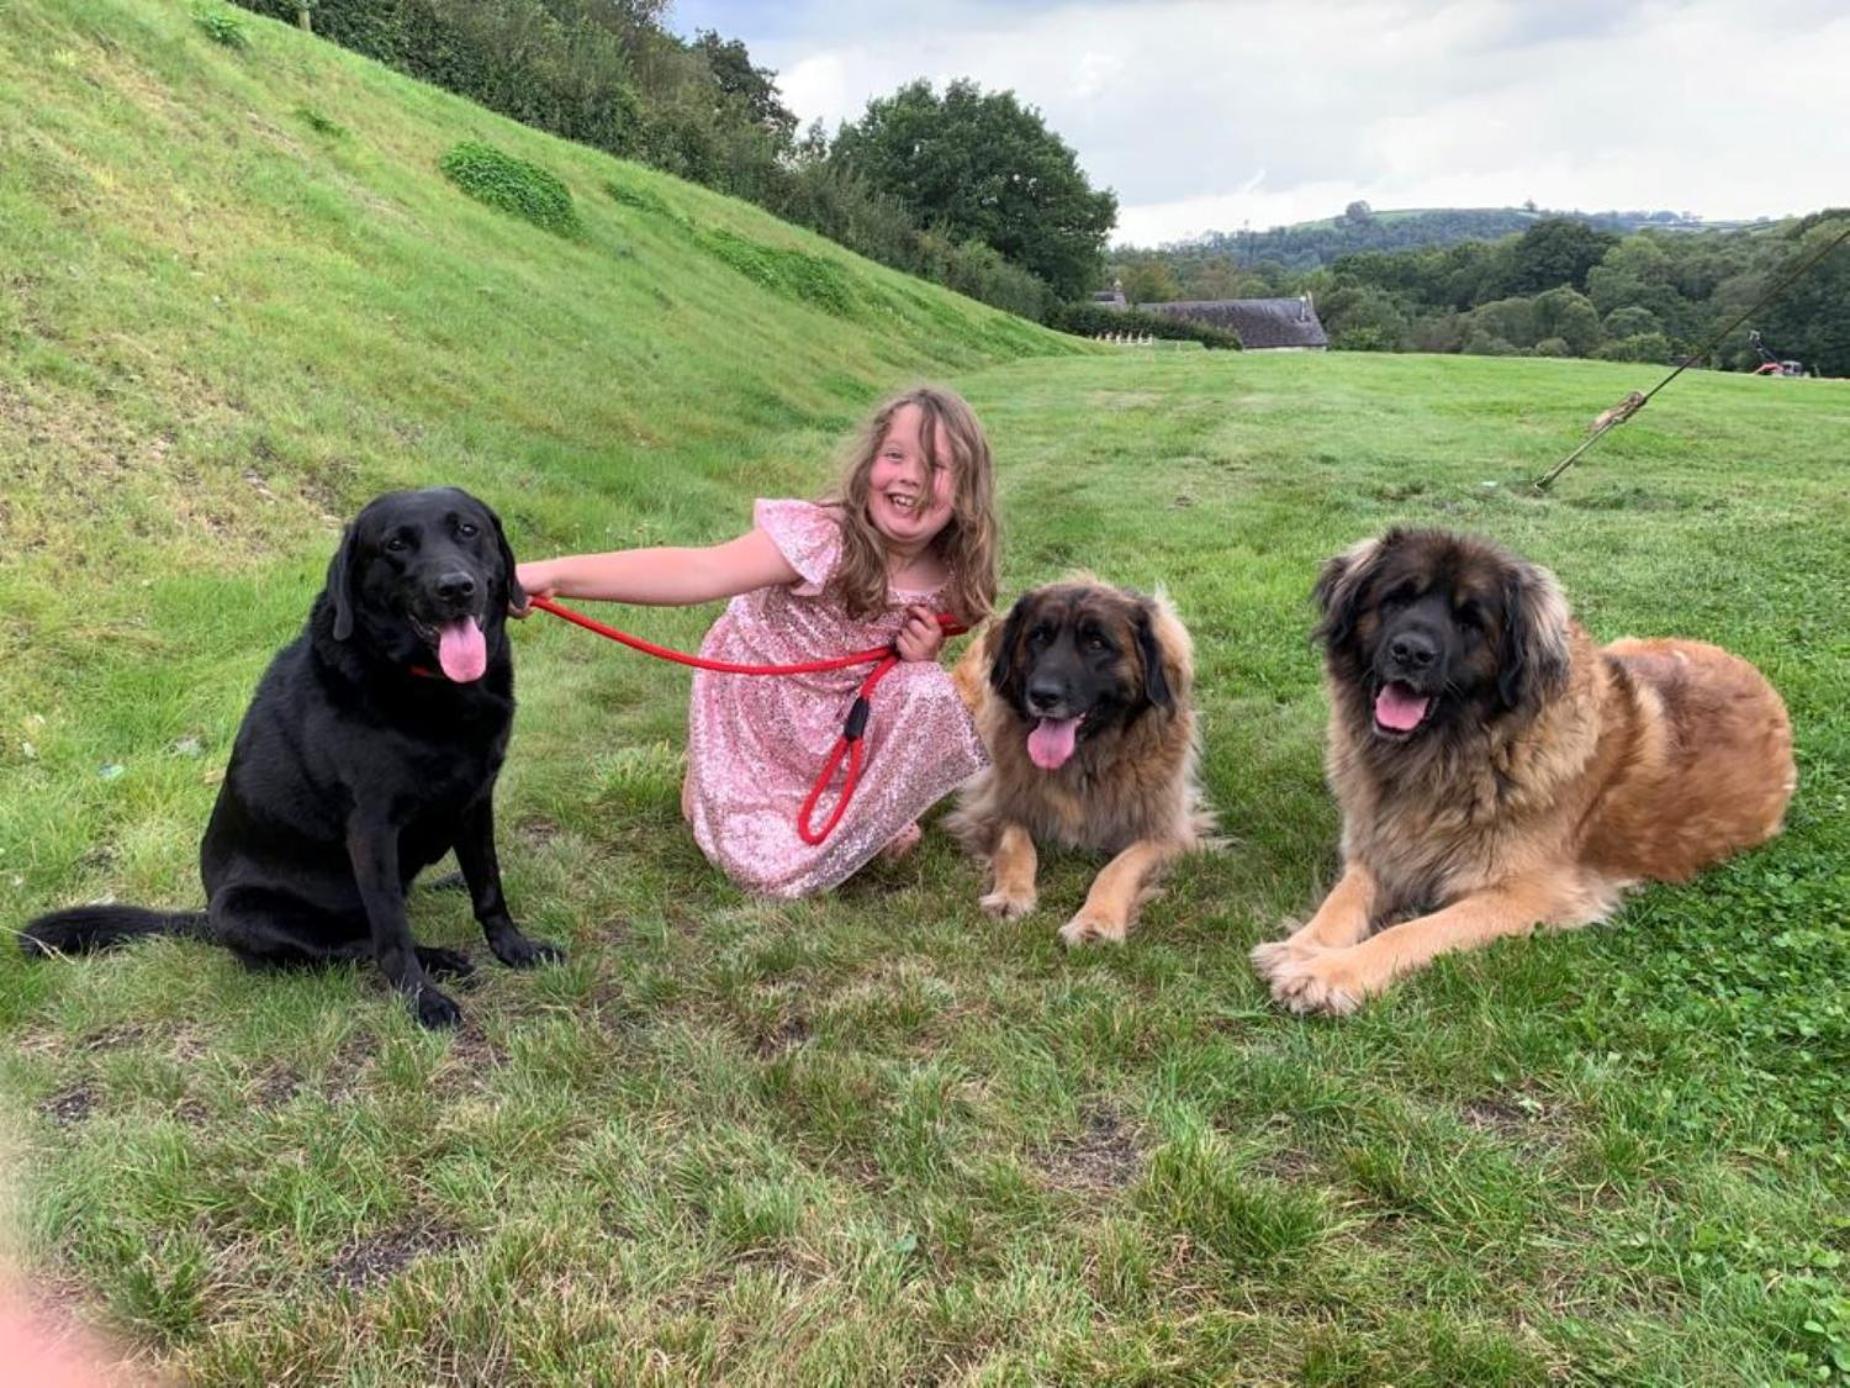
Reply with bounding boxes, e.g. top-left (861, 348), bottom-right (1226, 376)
top-left (1314, 528), bottom-right (1568, 744)
top-left (989, 583), bottom-right (1172, 771)
top-left (326, 487), bottom-right (524, 683)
